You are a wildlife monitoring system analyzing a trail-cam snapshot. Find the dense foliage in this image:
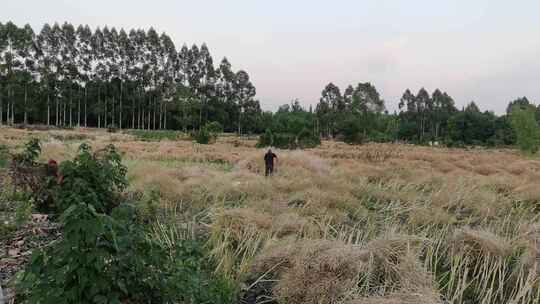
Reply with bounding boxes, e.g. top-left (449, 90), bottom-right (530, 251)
top-left (270, 87), bottom-right (538, 148)
top-left (510, 106), bottom-right (540, 154)
top-left (0, 21), bottom-right (260, 133)
top-left (15, 141), bottom-right (235, 304)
